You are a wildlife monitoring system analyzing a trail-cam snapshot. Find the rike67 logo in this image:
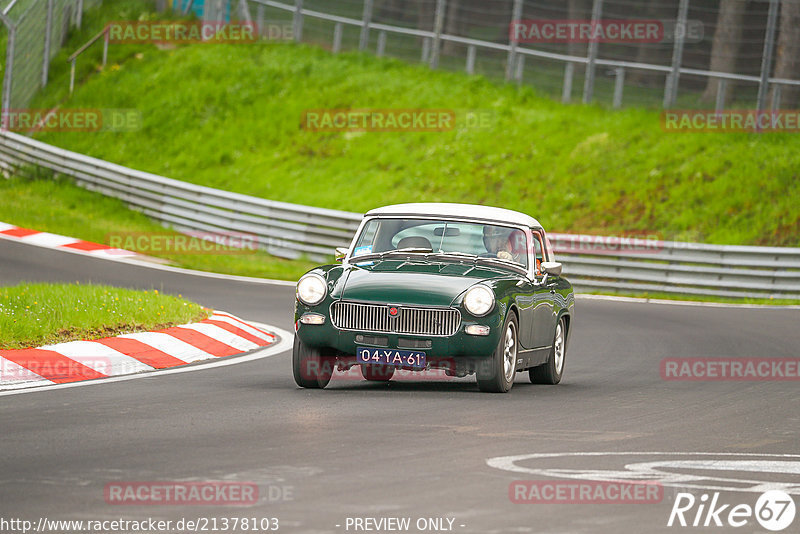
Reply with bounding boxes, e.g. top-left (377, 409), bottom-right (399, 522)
top-left (668, 490), bottom-right (795, 531)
